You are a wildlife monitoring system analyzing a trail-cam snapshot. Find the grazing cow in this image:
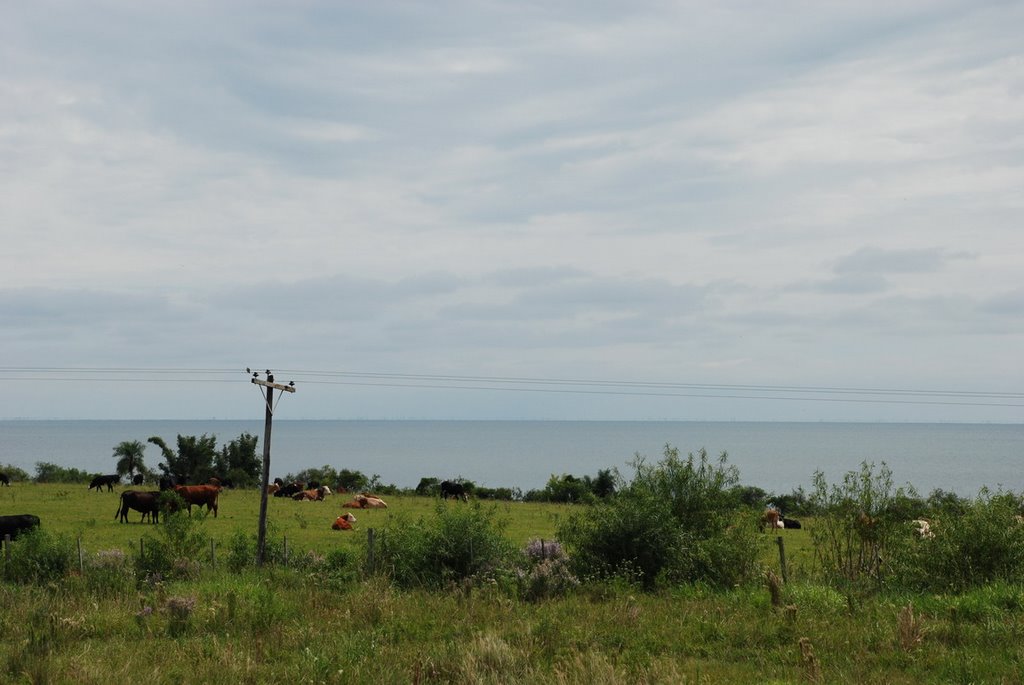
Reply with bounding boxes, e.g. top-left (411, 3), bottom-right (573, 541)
top-left (782, 516), bottom-right (802, 530)
top-left (172, 484), bottom-right (221, 517)
top-left (293, 487), bottom-right (327, 501)
top-left (440, 480), bottom-right (468, 502)
top-left (0, 472), bottom-right (10, 486)
top-left (116, 490), bottom-right (162, 524)
top-left (761, 508), bottom-right (781, 531)
top-left (89, 474), bottom-right (120, 492)
top-left (0, 514), bottom-right (41, 542)
top-left (132, 474), bottom-right (145, 486)
top-left (159, 475), bottom-right (179, 491)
